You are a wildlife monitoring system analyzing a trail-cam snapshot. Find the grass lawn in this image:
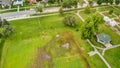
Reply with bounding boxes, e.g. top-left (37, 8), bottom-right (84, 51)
top-left (0, 14), bottom-right (107, 68)
top-left (104, 47), bottom-right (120, 68)
top-left (79, 7), bottom-right (120, 68)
